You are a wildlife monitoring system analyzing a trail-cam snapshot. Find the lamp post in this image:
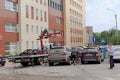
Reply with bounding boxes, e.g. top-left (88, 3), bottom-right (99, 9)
top-left (107, 8), bottom-right (118, 44)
